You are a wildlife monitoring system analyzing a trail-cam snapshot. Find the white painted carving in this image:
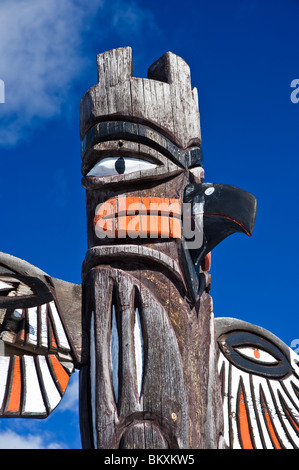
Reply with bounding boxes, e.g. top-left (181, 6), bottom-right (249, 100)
top-left (23, 355), bottom-right (46, 414)
top-left (110, 305), bottom-right (119, 403)
top-left (38, 355), bottom-right (61, 412)
top-left (134, 307), bottom-right (143, 397)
